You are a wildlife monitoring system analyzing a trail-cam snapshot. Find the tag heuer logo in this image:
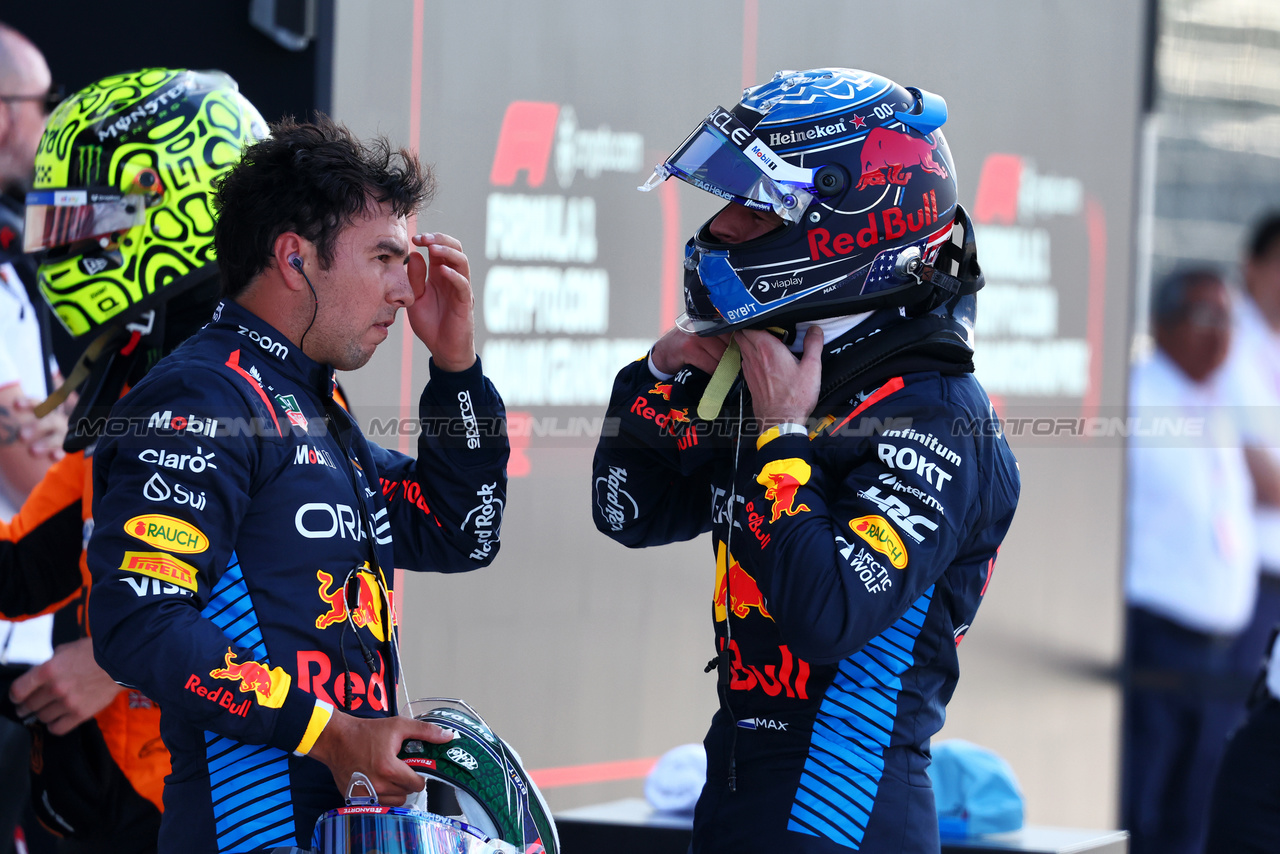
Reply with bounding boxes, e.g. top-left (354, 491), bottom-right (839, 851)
top-left (447, 746), bottom-right (478, 771)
